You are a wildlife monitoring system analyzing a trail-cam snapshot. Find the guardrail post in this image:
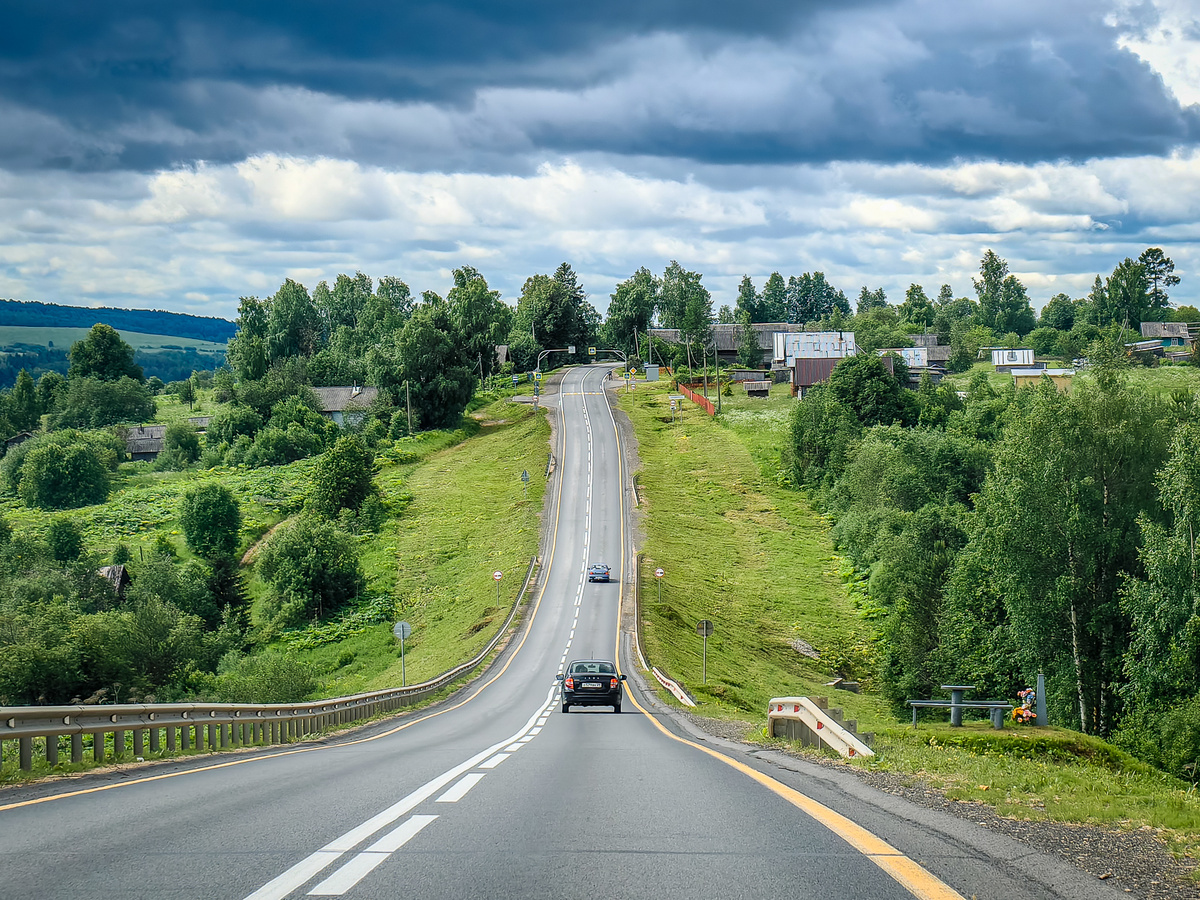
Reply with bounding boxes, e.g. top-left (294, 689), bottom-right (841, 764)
top-left (206, 723), bottom-right (216, 749)
top-left (167, 726), bottom-right (177, 752)
top-left (133, 729), bottom-right (144, 758)
top-left (113, 729), bottom-right (126, 758)
top-left (92, 731), bottom-right (104, 763)
top-left (219, 724), bottom-right (228, 749)
top-left (180, 725), bottom-right (190, 750)
top-left (71, 733), bottom-right (82, 764)
top-left (19, 736), bottom-right (32, 771)
top-left (46, 735), bottom-right (59, 767)
top-left (150, 727), bottom-right (160, 753)
top-left (196, 723), bottom-right (205, 751)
